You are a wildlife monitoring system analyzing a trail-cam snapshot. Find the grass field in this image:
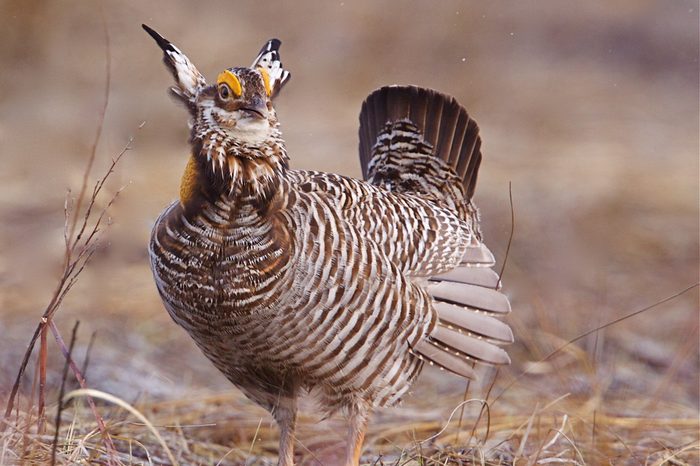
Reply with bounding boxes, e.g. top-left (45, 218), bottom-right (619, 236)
top-left (1, 1), bottom-right (698, 464)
